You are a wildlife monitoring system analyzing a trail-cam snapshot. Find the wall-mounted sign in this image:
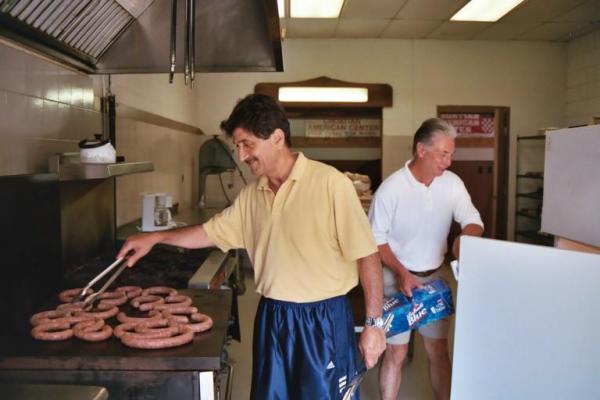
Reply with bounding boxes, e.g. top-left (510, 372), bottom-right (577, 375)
top-left (305, 119), bottom-right (381, 138)
top-left (439, 113), bottom-right (495, 137)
